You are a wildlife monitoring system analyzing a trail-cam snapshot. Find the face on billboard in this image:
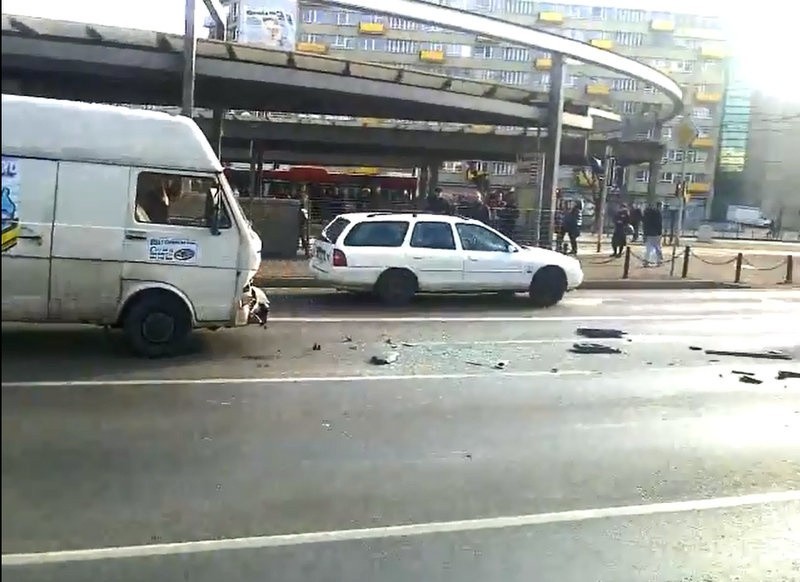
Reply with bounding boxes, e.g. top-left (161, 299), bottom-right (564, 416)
top-left (239, 1), bottom-right (297, 50)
